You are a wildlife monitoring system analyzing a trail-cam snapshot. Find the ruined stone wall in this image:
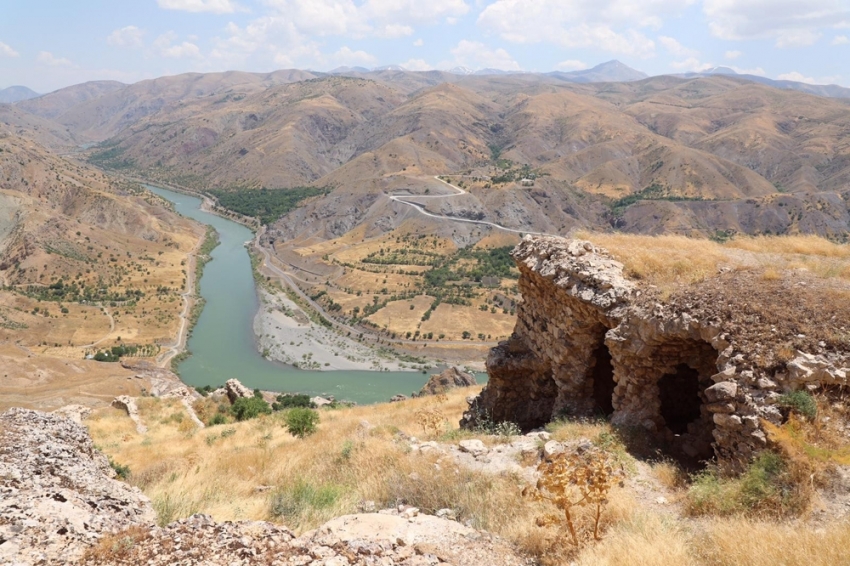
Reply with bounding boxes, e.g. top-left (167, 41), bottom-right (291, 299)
top-left (465, 236), bottom-right (850, 470)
